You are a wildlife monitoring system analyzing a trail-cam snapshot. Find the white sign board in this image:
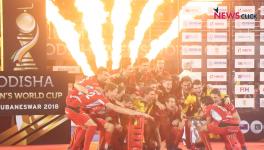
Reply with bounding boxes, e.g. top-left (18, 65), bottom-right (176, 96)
top-left (235, 19), bottom-right (255, 29)
top-left (207, 32), bottom-right (227, 42)
top-left (235, 85), bottom-right (254, 94)
top-left (235, 32), bottom-right (255, 42)
top-left (182, 32), bottom-right (202, 42)
top-left (235, 46), bottom-right (255, 55)
top-left (182, 59), bottom-right (201, 68)
top-left (235, 72), bottom-right (254, 82)
top-left (207, 19), bottom-right (227, 29)
top-left (235, 59), bottom-right (254, 68)
top-left (182, 45), bottom-right (202, 55)
top-left (235, 98), bottom-right (255, 108)
top-left (207, 59), bottom-right (227, 68)
top-left (182, 19), bottom-right (202, 29)
top-left (207, 72), bottom-right (227, 81)
top-left (207, 45), bottom-right (227, 55)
